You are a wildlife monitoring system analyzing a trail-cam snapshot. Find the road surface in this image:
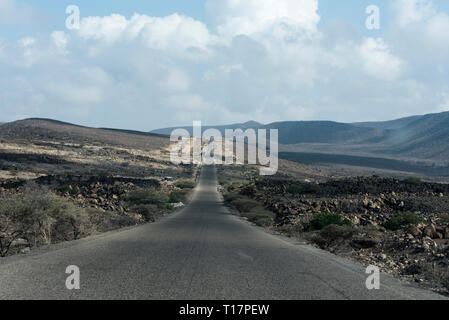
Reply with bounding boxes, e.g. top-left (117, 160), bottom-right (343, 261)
top-left (0, 166), bottom-right (445, 300)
